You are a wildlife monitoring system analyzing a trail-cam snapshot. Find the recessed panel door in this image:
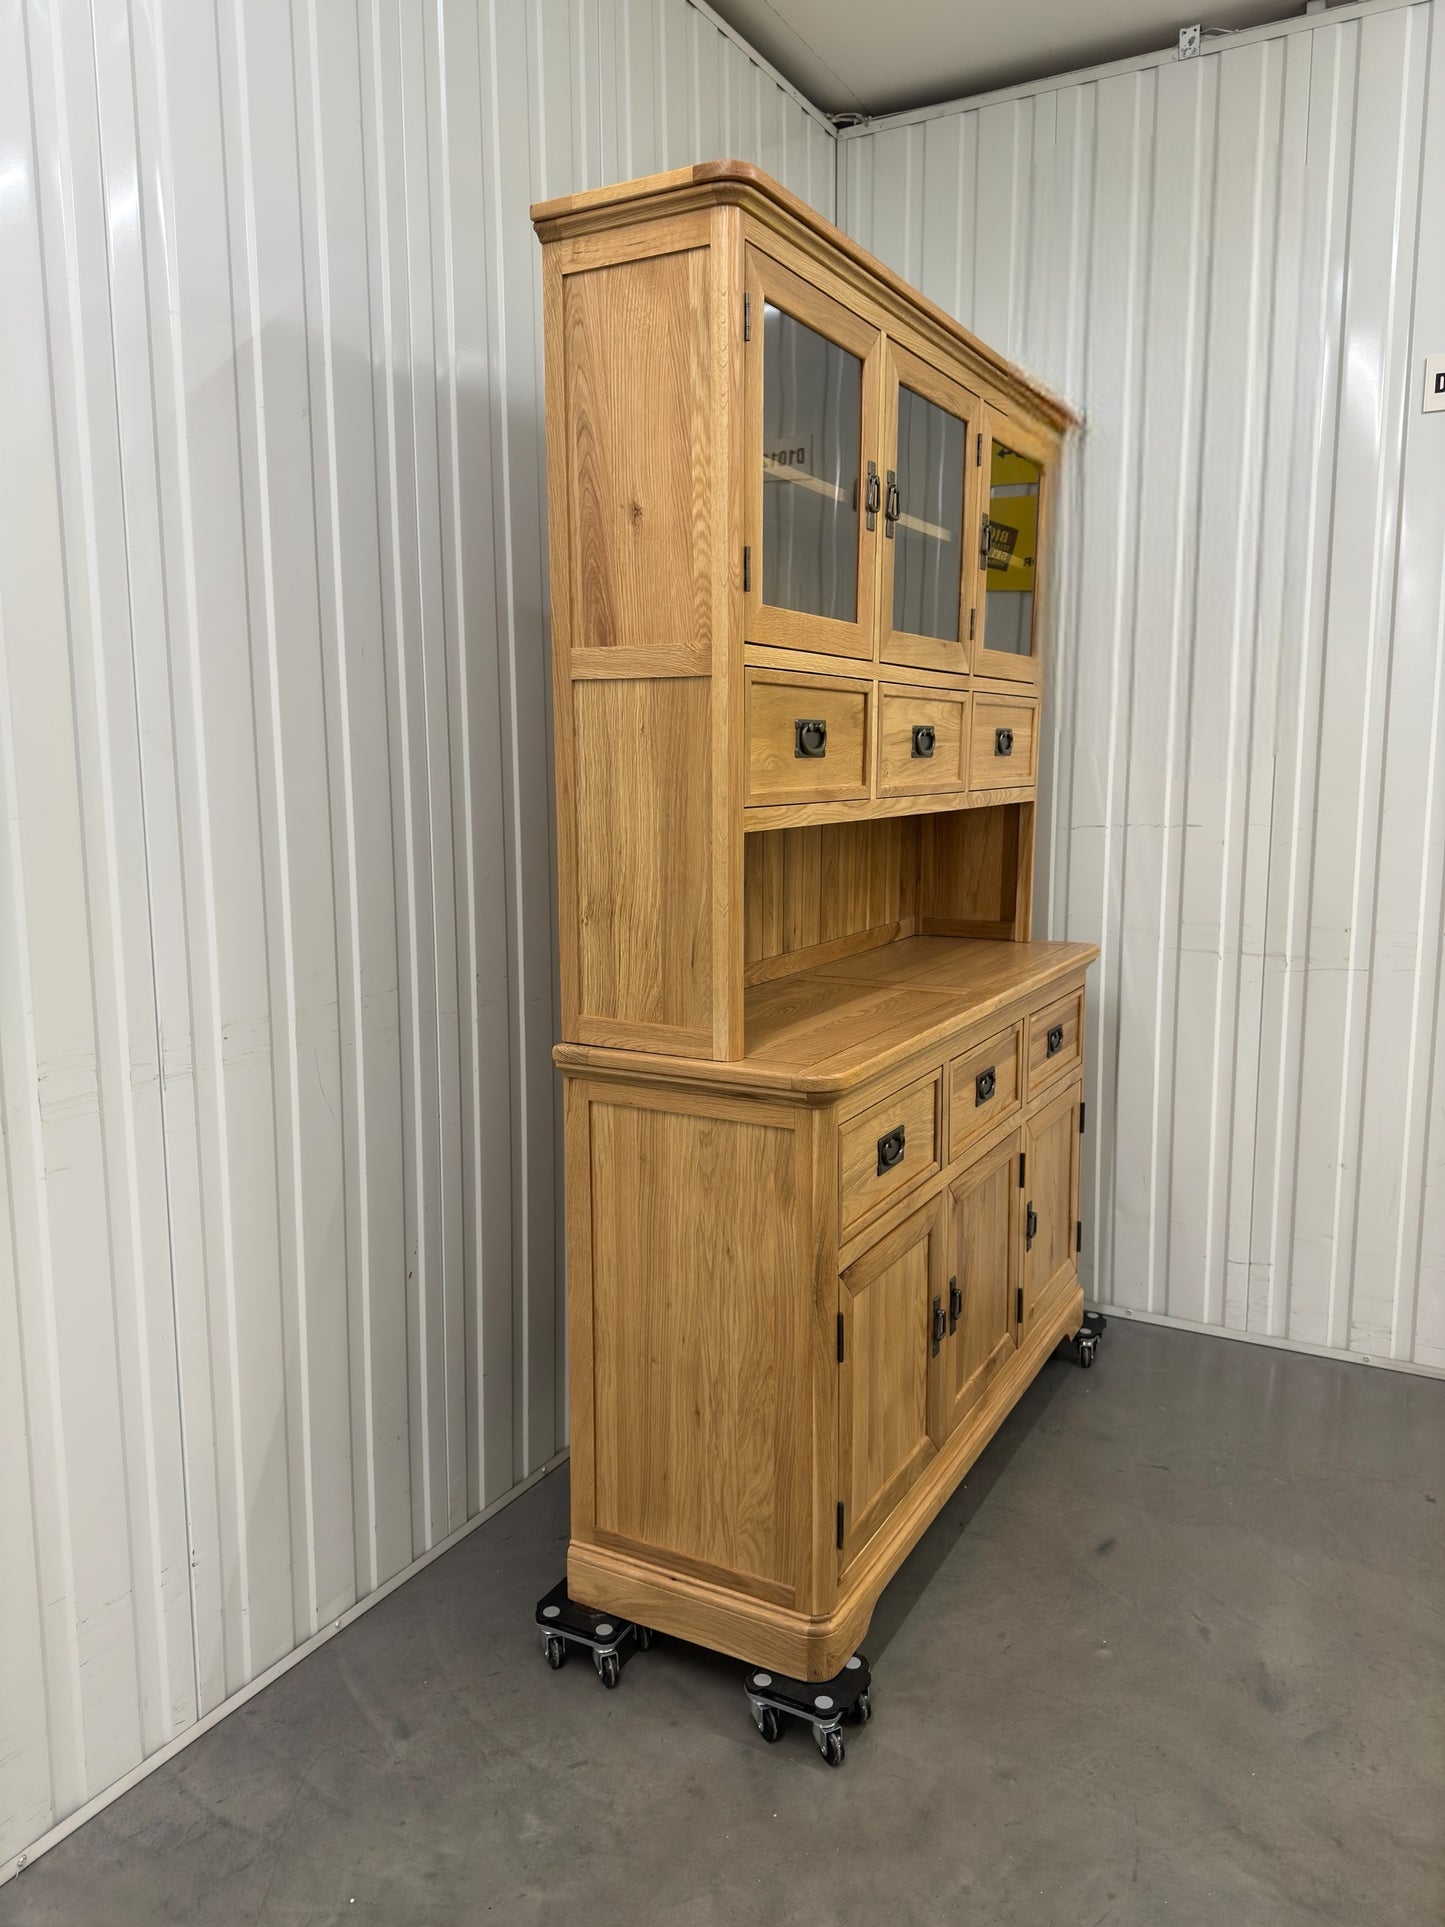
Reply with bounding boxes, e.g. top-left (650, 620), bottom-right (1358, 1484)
top-left (1021, 1082), bottom-right (1082, 1339)
top-left (837, 1197), bottom-right (946, 1571)
top-left (944, 1131), bottom-right (1021, 1435)
top-left (745, 249), bottom-right (882, 662)
top-left (971, 407), bottom-right (1050, 686)
top-left (878, 341), bottom-right (979, 676)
